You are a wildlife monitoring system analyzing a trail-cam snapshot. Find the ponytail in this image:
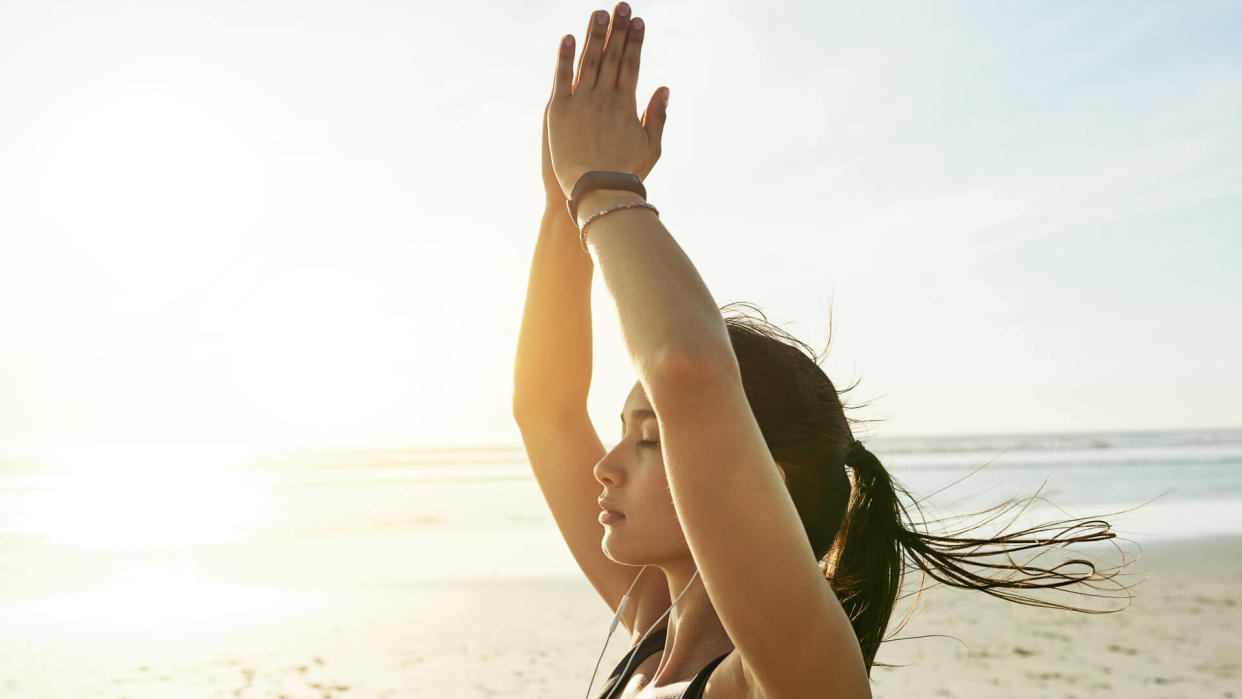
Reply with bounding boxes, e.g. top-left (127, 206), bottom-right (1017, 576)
top-left (824, 439), bottom-right (1138, 675)
top-left (823, 440), bottom-right (905, 673)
